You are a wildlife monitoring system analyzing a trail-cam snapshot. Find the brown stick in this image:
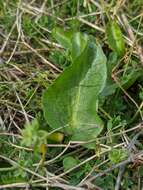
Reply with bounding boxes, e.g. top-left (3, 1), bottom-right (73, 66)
top-left (121, 14), bottom-right (143, 66)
